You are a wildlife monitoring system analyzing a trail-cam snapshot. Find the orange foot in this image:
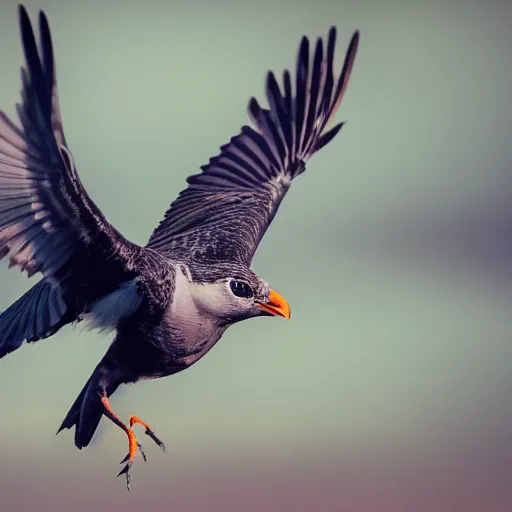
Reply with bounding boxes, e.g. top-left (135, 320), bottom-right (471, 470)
top-left (101, 398), bottom-right (165, 491)
top-left (130, 415), bottom-right (166, 453)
